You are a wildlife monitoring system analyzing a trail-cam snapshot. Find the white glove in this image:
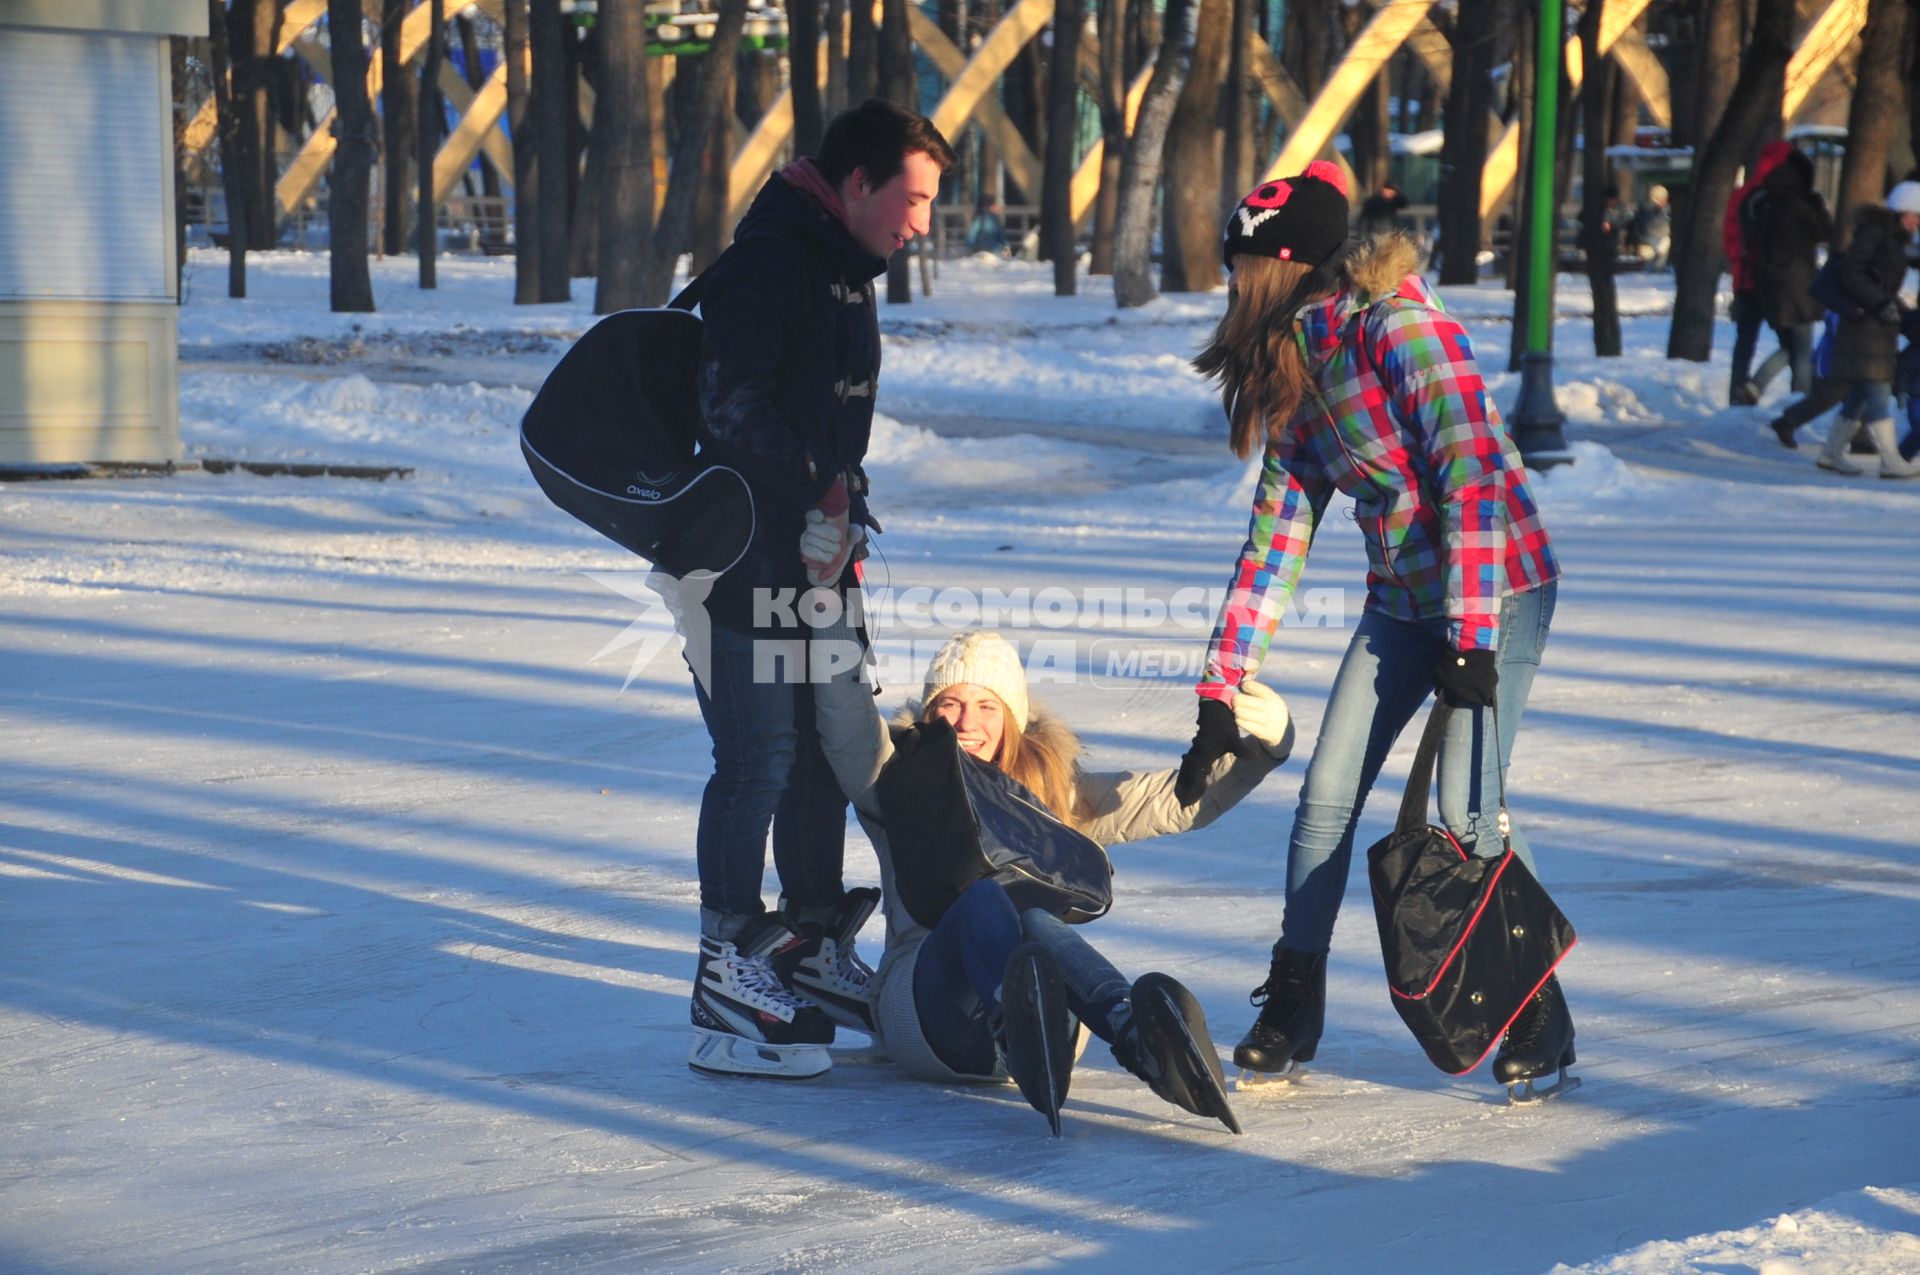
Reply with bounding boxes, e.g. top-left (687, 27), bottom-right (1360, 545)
top-left (801, 509), bottom-right (863, 586)
top-left (1233, 678), bottom-right (1293, 757)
